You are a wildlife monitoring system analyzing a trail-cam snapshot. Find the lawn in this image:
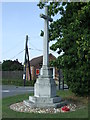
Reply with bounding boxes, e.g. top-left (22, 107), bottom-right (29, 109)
top-left (2, 90), bottom-right (89, 119)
